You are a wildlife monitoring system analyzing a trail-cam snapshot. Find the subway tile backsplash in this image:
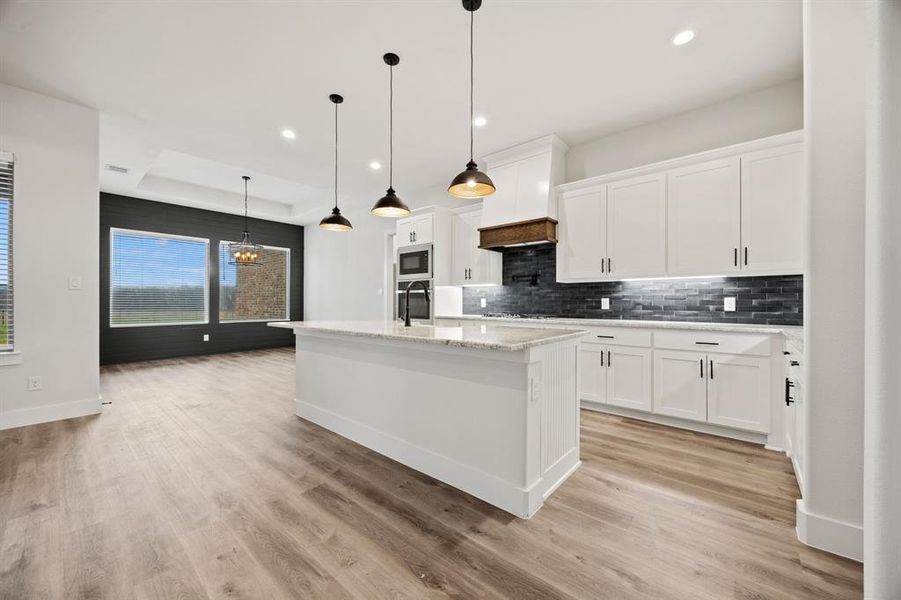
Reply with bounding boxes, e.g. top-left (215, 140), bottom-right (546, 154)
top-left (461, 245), bottom-right (803, 325)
